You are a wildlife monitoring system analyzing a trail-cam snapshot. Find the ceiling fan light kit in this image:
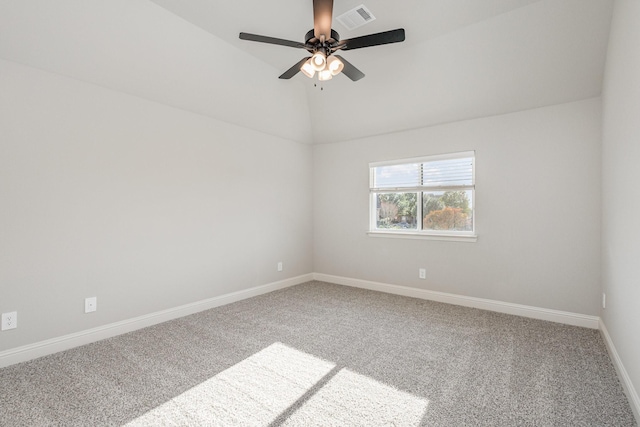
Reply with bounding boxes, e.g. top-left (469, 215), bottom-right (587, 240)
top-left (239, 0), bottom-right (405, 82)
